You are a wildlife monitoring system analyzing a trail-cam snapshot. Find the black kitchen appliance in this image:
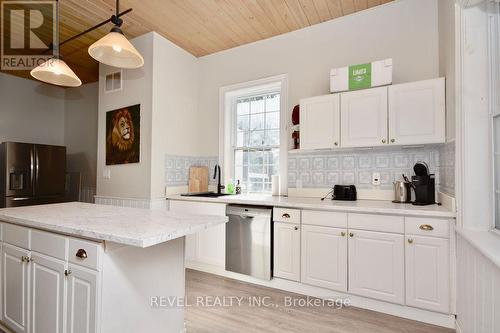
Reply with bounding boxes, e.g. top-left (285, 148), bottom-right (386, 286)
top-left (0, 142), bottom-right (67, 208)
top-left (411, 162), bottom-right (435, 206)
top-left (333, 185), bottom-right (357, 201)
